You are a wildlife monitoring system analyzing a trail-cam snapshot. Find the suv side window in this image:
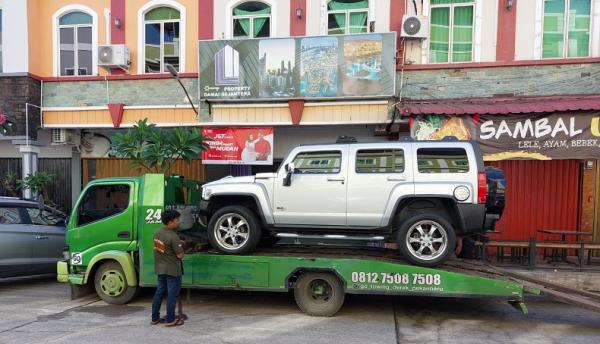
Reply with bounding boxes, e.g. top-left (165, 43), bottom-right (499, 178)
top-left (417, 148), bottom-right (469, 173)
top-left (77, 184), bottom-right (130, 226)
top-left (0, 207), bottom-right (23, 224)
top-left (356, 149), bottom-right (404, 173)
top-left (292, 150), bottom-right (342, 174)
top-left (26, 208), bottom-right (65, 226)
